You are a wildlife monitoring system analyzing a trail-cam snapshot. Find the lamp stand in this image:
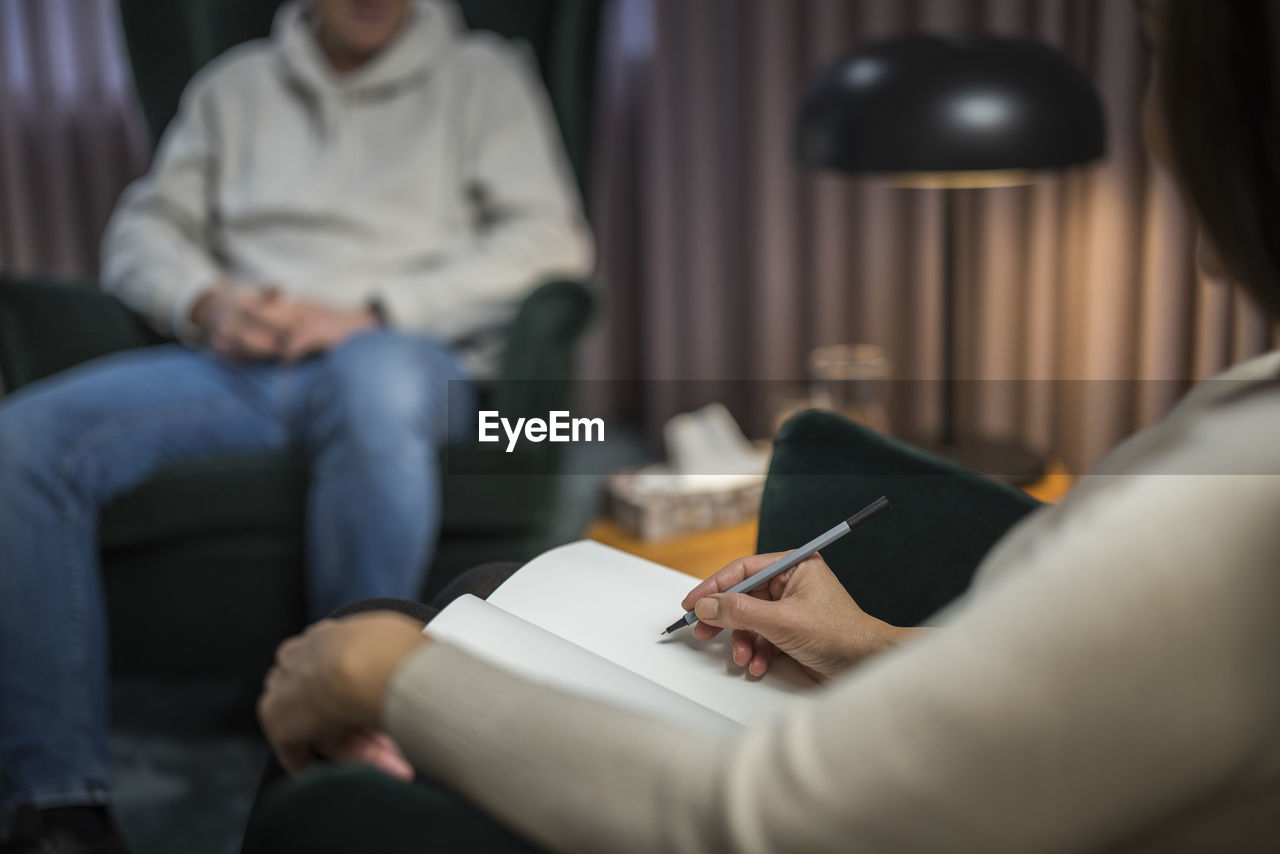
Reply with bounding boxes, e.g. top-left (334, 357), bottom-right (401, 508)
top-left (941, 188), bottom-right (959, 447)
top-left (922, 188), bottom-right (1046, 486)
